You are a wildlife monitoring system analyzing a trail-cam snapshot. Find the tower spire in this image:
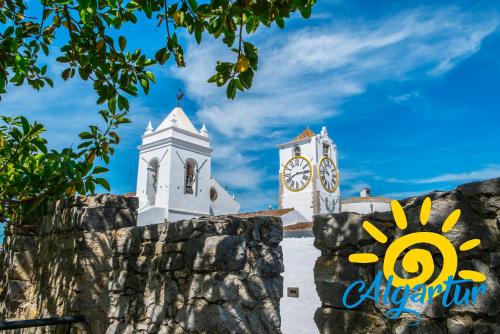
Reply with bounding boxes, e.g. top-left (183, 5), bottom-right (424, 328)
top-left (144, 121), bottom-right (154, 135)
top-left (200, 123), bottom-right (209, 137)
